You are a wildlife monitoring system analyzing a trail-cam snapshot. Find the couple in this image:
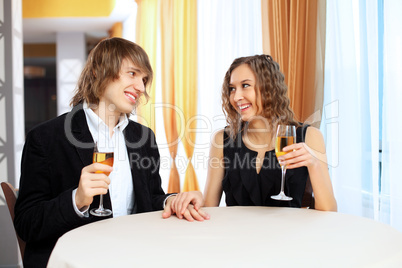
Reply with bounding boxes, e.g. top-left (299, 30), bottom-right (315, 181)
top-left (14, 37), bottom-right (336, 267)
